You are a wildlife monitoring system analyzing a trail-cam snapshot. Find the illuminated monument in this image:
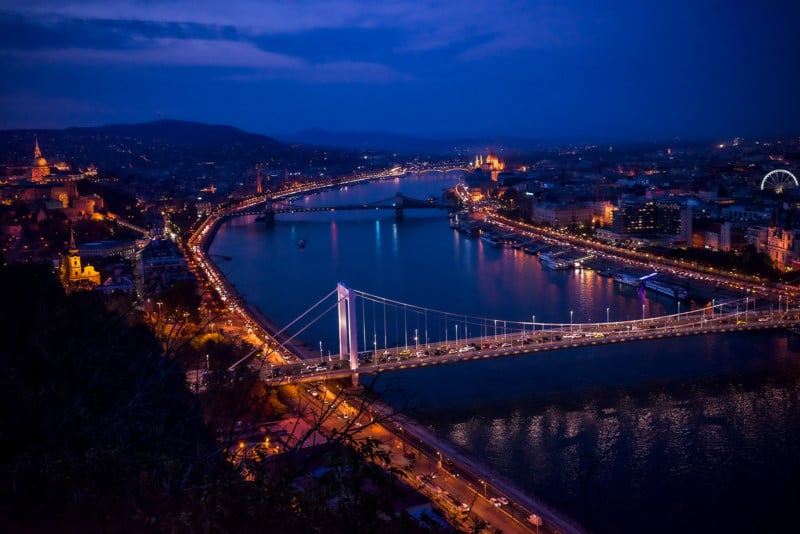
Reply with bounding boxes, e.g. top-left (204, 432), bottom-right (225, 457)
top-left (31, 136), bottom-right (50, 182)
top-left (474, 151), bottom-right (505, 181)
